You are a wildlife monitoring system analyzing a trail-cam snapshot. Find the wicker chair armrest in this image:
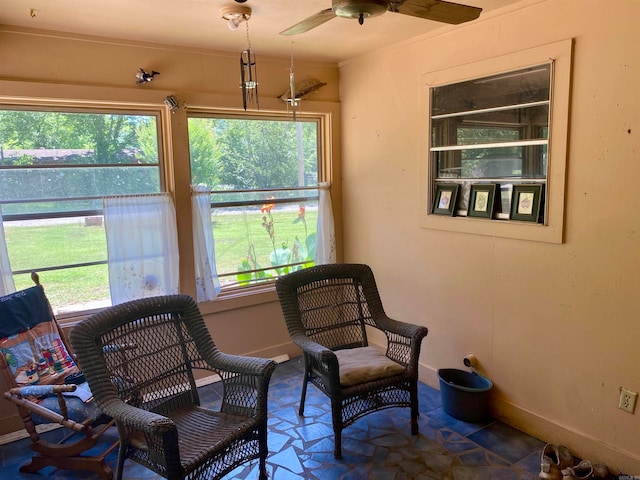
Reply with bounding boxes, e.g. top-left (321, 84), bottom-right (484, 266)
top-left (101, 398), bottom-right (176, 435)
top-left (372, 314), bottom-right (429, 342)
top-left (291, 335), bottom-right (333, 359)
top-left (291, 335), bottom-right (340, 378)
top-left (212, 353), bottom-right (276, 416)
top-left (371, 314), bottom-right (428, 366)
top-left (208, 352), bottom-right (276, 379)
